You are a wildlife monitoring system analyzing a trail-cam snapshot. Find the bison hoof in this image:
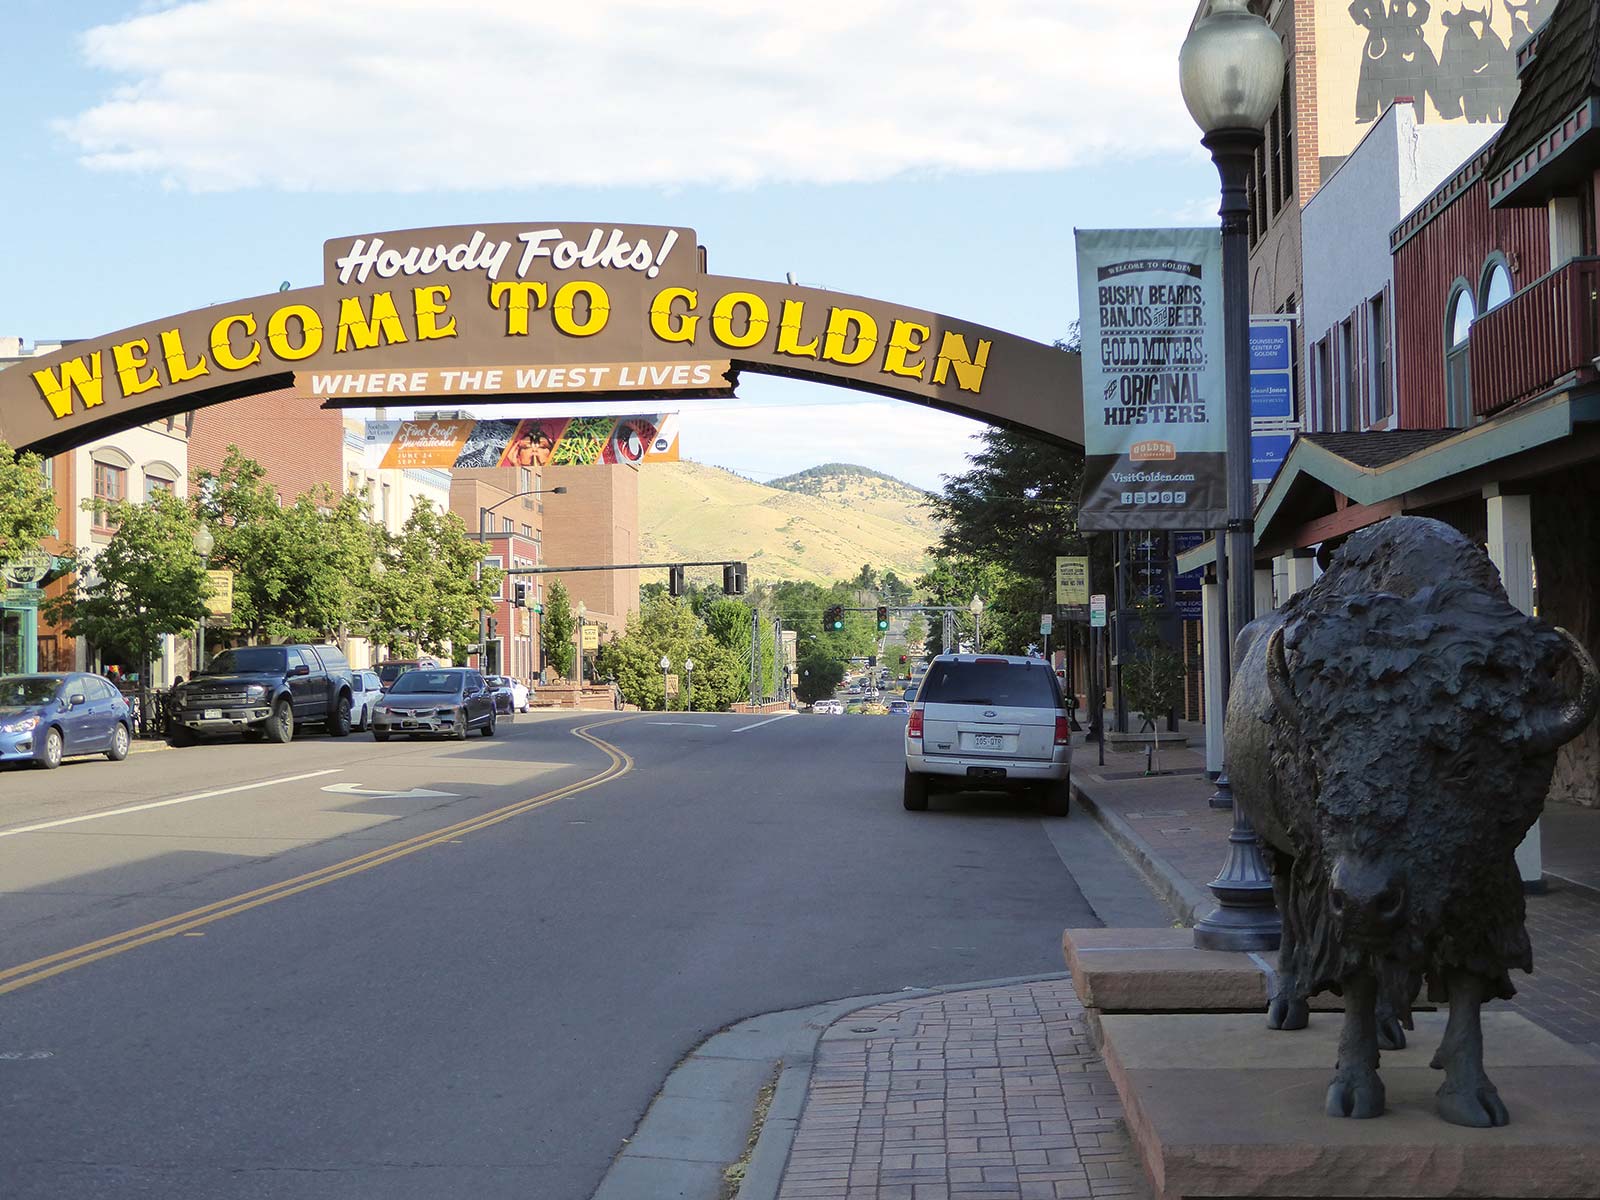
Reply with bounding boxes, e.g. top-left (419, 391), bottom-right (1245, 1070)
top-left (1325, 1069), bottom-right (1386, 1119)
top-left (1267, 994), bottom-right (1309, 1031)
top-left (1377, 1015), bottom-right (1407, 1051)
top-left (1437, 1081), bottom-right (1510, 1128)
